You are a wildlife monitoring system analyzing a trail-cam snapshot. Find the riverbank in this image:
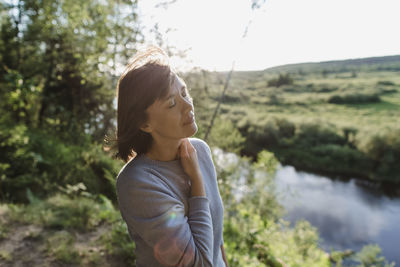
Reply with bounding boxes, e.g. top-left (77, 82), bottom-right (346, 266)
top-left (275, 165), bottom-right (400, 265)
top-left (273, 148), bottom-right (400, 196)
top-left (187, 58), bottom-right (400, 185)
